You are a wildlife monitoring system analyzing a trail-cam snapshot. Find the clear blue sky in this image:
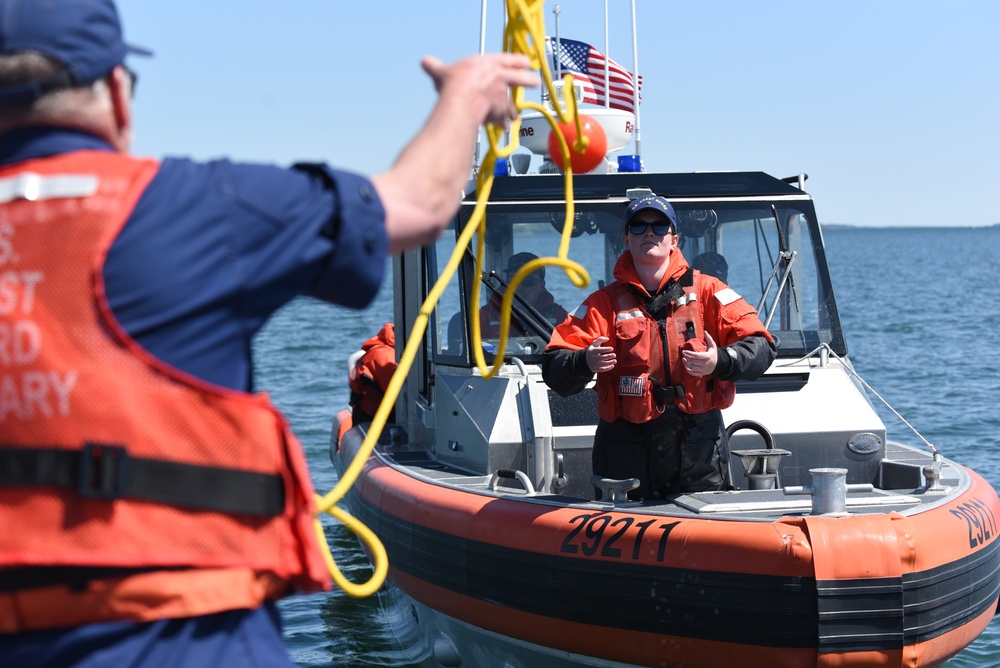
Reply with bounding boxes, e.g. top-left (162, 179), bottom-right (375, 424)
top-left (115, 0), bottom-right (998, 228)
